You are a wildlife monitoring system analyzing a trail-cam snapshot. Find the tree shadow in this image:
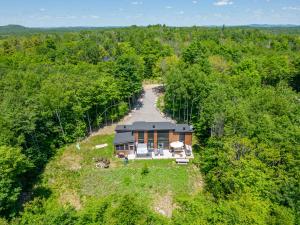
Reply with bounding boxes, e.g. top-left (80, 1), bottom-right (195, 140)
top-left (14, 165), bottom-right (53, 218)
top-left (152, 85), bottom-right (165, 95)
